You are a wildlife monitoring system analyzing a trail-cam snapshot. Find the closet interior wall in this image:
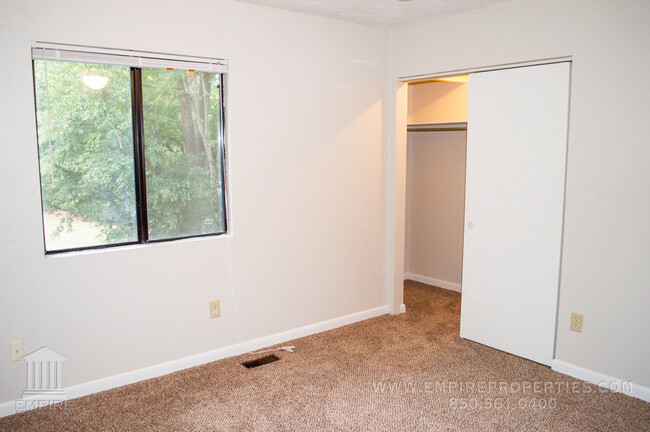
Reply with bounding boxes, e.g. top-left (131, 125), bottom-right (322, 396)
top-left (405, 80), bottom-right (468, 291)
